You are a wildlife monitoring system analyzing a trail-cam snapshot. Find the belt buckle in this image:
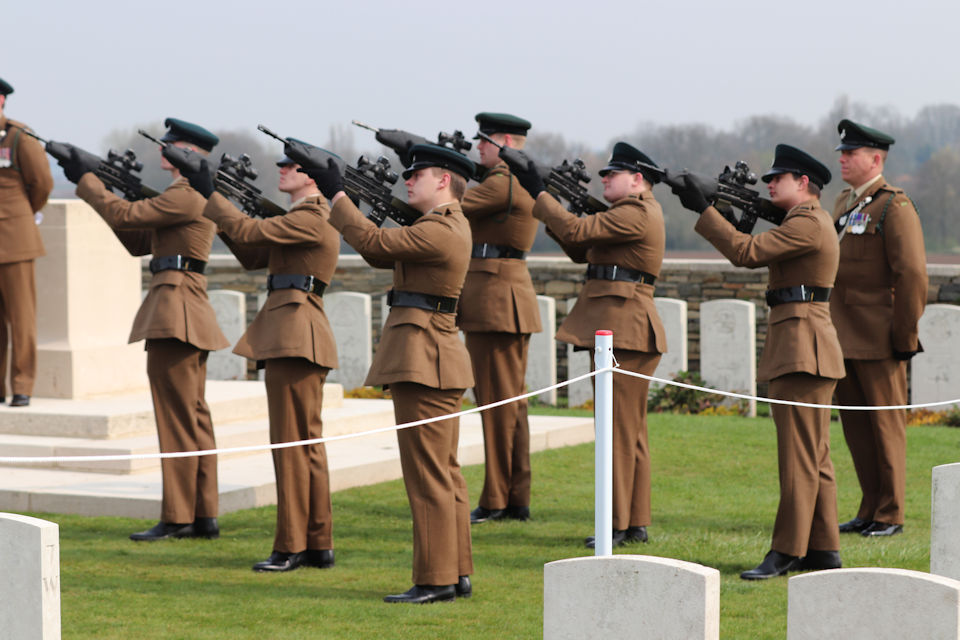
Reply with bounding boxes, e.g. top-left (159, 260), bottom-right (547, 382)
top-left (435, 299), bottom-right (443, 311)
top-left (800, 285), bottom-right (809, 301)
top-left (610, 265), bottom-right (618, 280)
top-left (174, 255), bottom-right (184, 270)
top-left (305, 275), bottom-right (315, 292)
